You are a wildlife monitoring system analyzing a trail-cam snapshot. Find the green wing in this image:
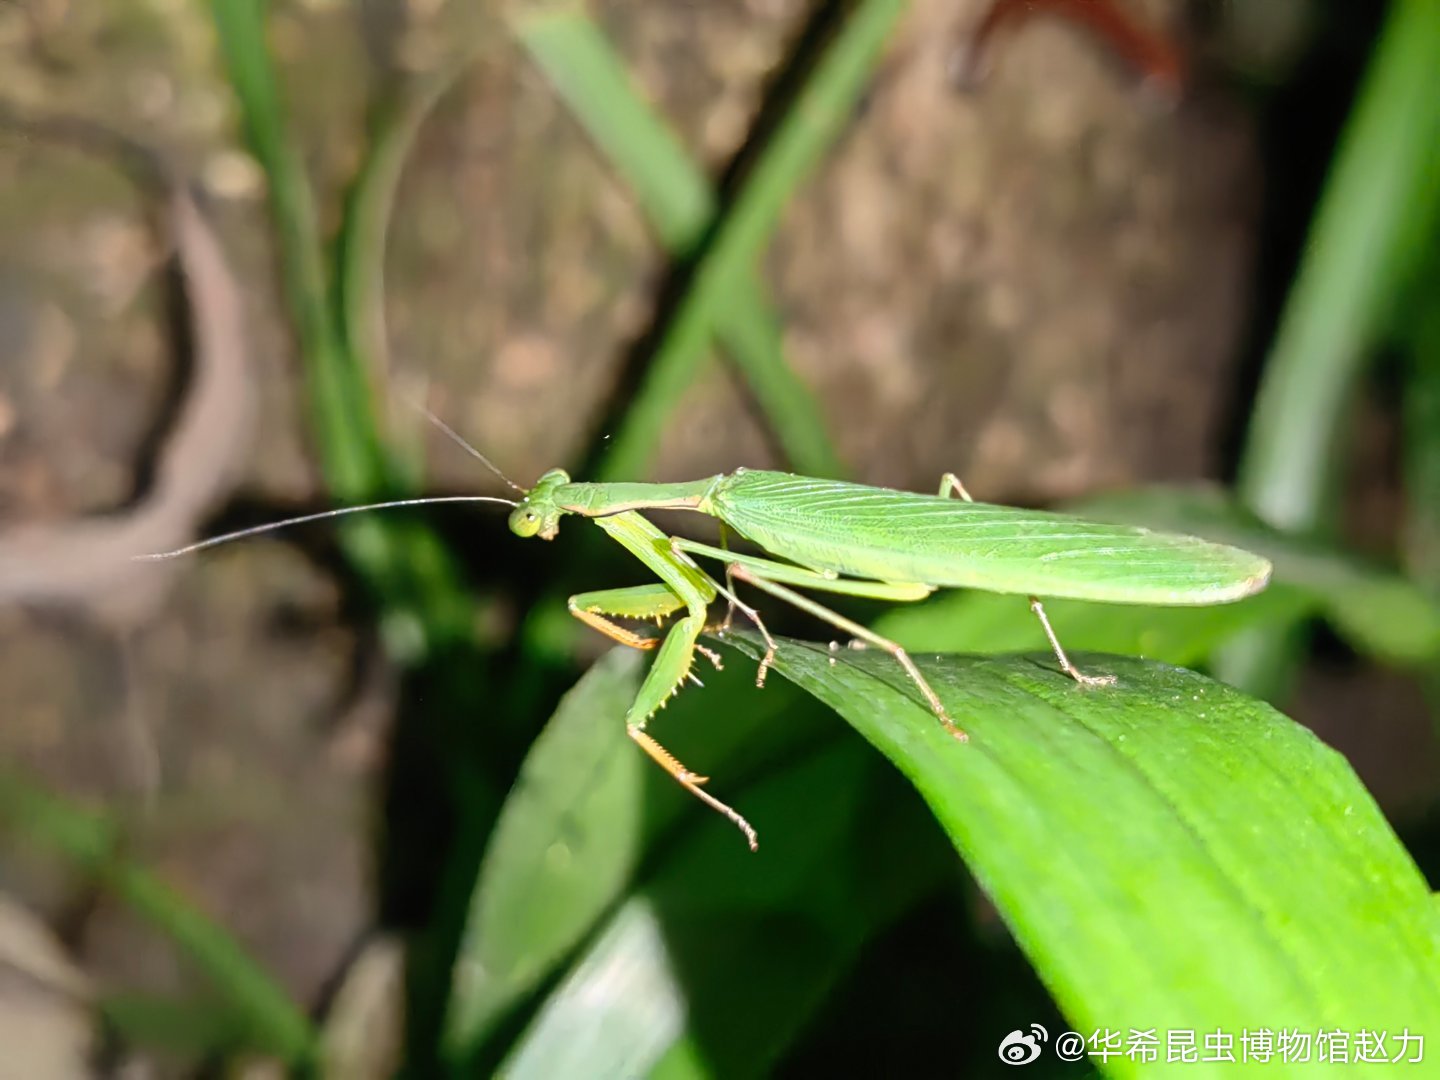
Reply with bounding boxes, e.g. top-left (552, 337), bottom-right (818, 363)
top-left (708, 471), bottom-right (1271, 606)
